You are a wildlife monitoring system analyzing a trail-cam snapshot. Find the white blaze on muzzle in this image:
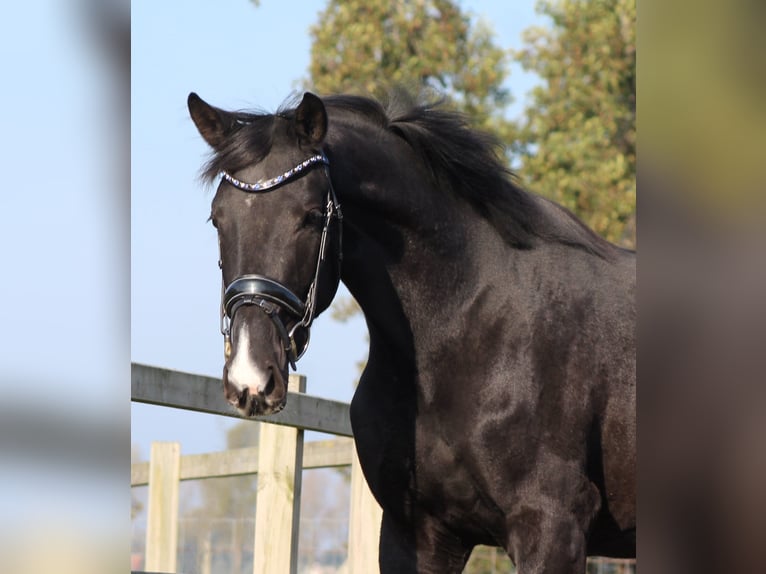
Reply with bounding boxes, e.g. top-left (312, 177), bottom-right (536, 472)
top-left (227, 324), bottom-right (272, 396)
